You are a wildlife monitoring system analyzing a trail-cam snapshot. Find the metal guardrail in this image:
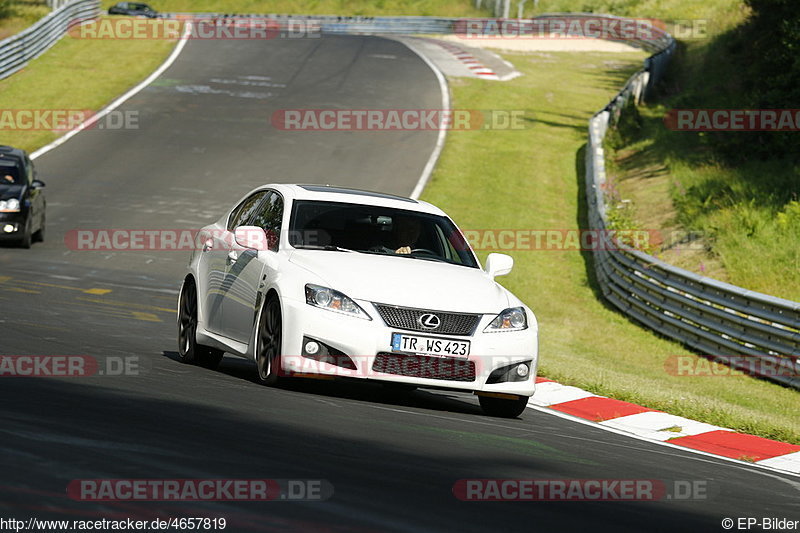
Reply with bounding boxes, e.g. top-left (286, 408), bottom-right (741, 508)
top-left (584, 24), bottom-right (800, 389)
top-left (0, 0), bottom-right (99, 81)
top-left (156, 13), bottom-right (672, 51)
